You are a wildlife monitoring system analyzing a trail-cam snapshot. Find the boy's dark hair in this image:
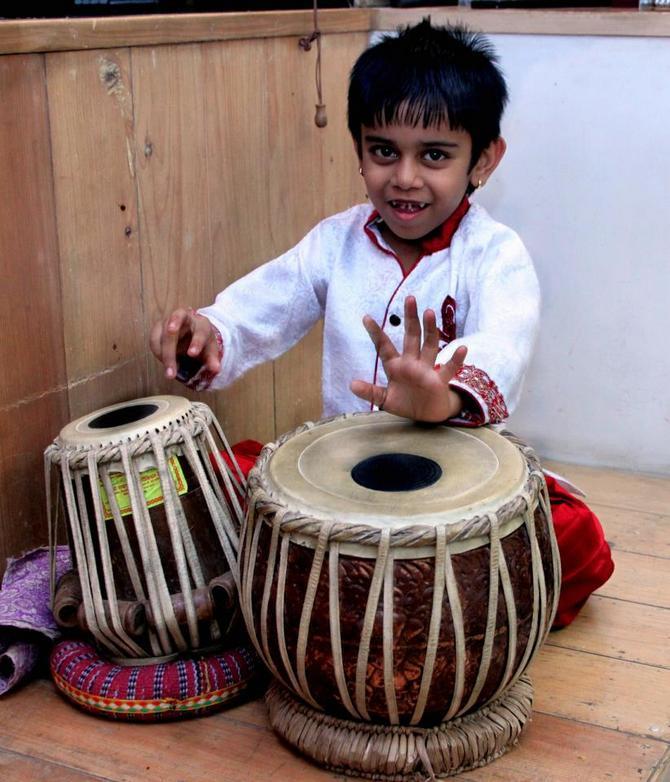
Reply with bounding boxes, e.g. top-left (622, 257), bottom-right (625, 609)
top-left (347, 20), bottom-right (508, 170)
